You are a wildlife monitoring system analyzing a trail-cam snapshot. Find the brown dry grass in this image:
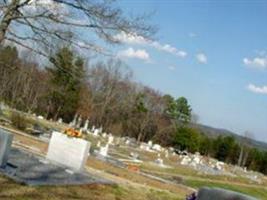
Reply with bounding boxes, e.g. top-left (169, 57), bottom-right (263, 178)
top-left (0, 175), bottom-right (182, 200)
